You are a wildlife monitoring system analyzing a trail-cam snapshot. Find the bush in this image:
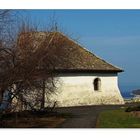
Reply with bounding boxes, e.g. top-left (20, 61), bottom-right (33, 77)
top-left (125, 106), bottom-right (140, 112)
